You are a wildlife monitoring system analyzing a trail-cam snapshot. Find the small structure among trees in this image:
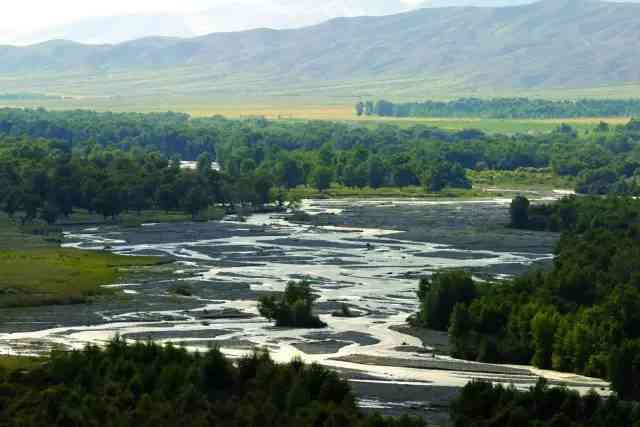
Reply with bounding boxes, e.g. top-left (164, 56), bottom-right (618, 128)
top-left (258, 279), bottom-right (327, 328)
